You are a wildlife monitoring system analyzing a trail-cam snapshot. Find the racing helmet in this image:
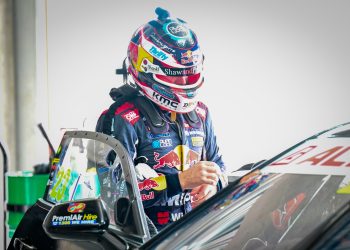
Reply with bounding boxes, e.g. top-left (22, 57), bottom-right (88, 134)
top-left (126, 8), bottom-right (204, 113)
